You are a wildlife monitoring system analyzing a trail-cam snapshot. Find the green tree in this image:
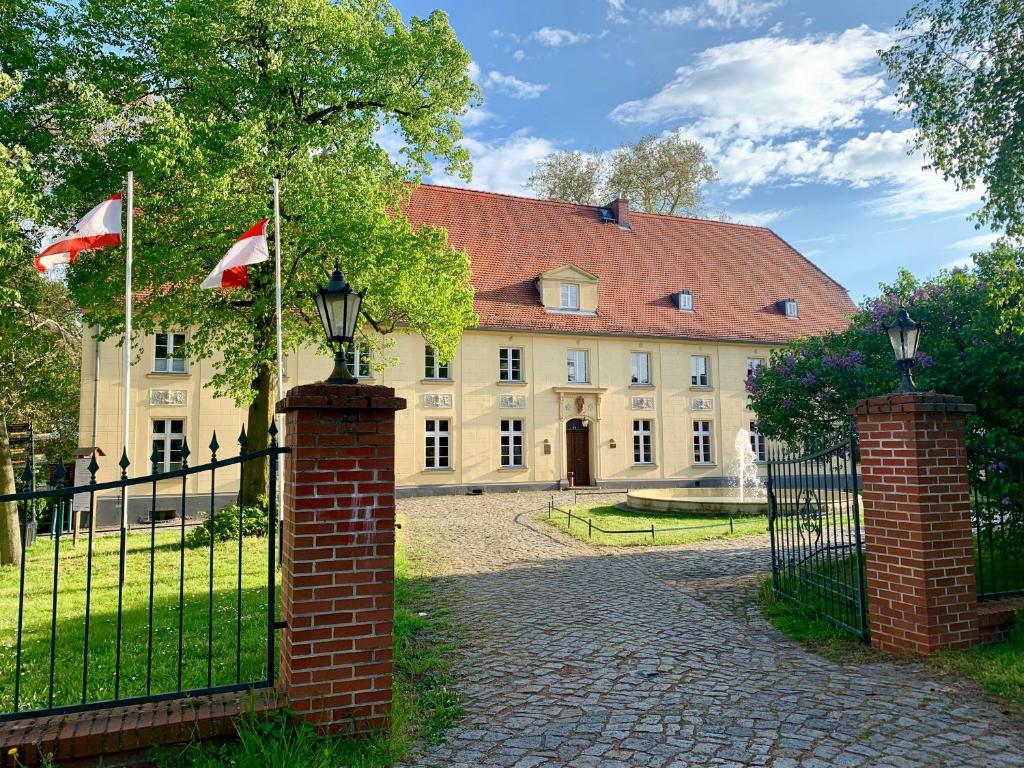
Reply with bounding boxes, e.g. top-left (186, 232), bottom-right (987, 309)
top-left (747, 263), bottom-right (1024, 450)
top-left (527, 134), bottom-right (716, 215)
top-left (881, 0), bottom-right (1024, 237)
top-left (6, 0), bottom-right (480, 503)
top-left (0, 72), bottom-right (81, 566)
